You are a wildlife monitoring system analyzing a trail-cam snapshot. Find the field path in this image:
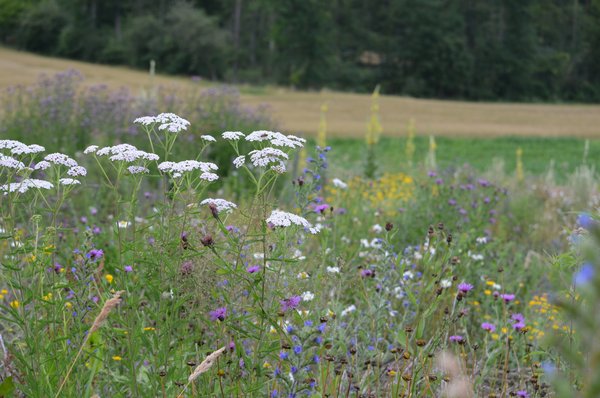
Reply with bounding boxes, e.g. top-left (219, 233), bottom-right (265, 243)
top-left (2, 47), bottom-right (600, 138)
